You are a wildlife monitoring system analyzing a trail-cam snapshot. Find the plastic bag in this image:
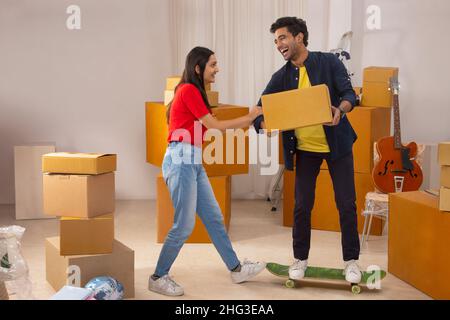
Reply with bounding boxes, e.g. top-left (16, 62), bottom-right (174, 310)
top-left (0, 226), bottom-right (33, 299)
